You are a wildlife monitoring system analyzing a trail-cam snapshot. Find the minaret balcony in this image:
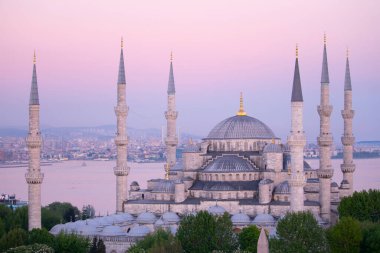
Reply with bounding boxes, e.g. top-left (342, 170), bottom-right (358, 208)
top-left (26, 136), bottom-right (42, 148)
top-left (341, 109), bottom-right (354, 119)
top-left (317, 105), bottom-right (333, 117)
top-left (165, 137), bottom-right (178, 146)
top-left (114, 105), bottom-right (129, 117)
top-left (115, 136), bottom-right (128, 145)
top-left (287, 134), bottom-right (306, 146)
top-left (114, 166), bottom-right (130, 176)
top-left (340, 163), bottom-right (356, 173)
top-left (317, 135), bottom-right (333, 146)
top-left (165, 111), bottom-right (178, 120)
top-left (316, 169), bottom-right (334, 179)
top-left (25, 172), bottom-right (44, 184)
top-left (341, 135), bottom-right (355, 145)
